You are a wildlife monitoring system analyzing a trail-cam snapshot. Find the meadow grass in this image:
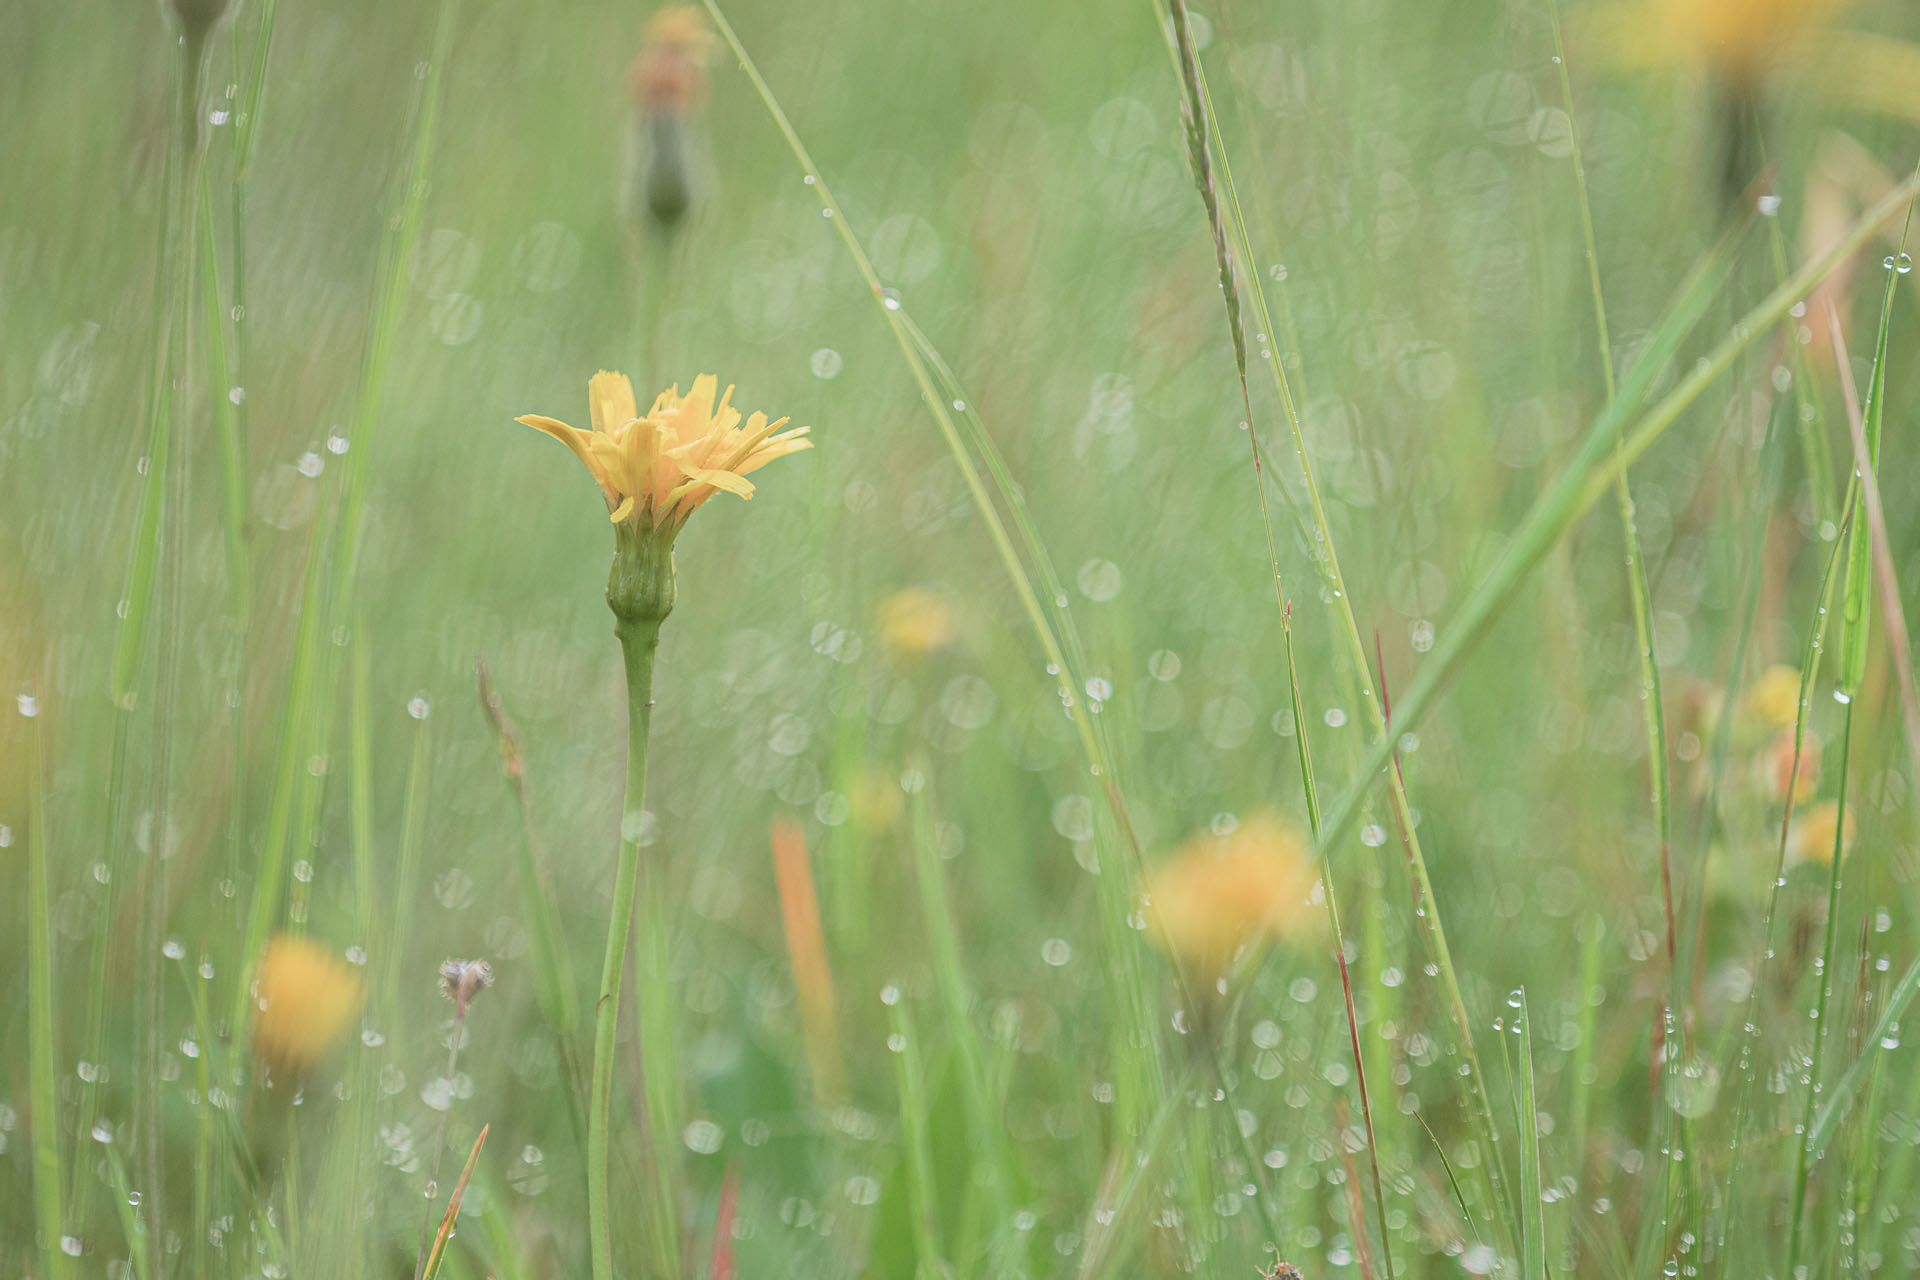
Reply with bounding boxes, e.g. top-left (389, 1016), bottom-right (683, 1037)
top-left (8, 0), bottom-right (1920, 1277)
